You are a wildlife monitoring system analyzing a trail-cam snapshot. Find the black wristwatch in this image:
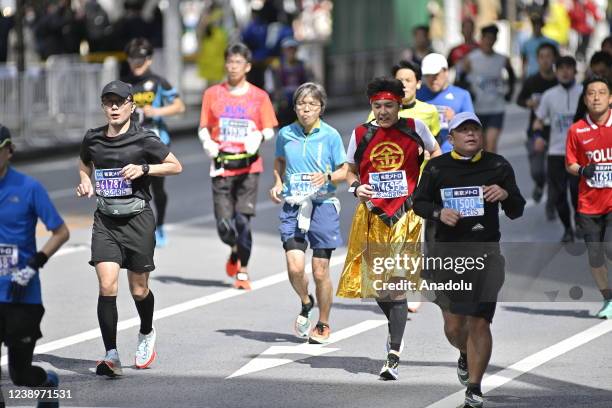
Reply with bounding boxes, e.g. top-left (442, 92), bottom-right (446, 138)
top-left (348, 180), bottom-right (360, 197)
top-left (141, 163), bottom-right (150, 176)
top-left (326, 172), bottom-right (332, 182)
